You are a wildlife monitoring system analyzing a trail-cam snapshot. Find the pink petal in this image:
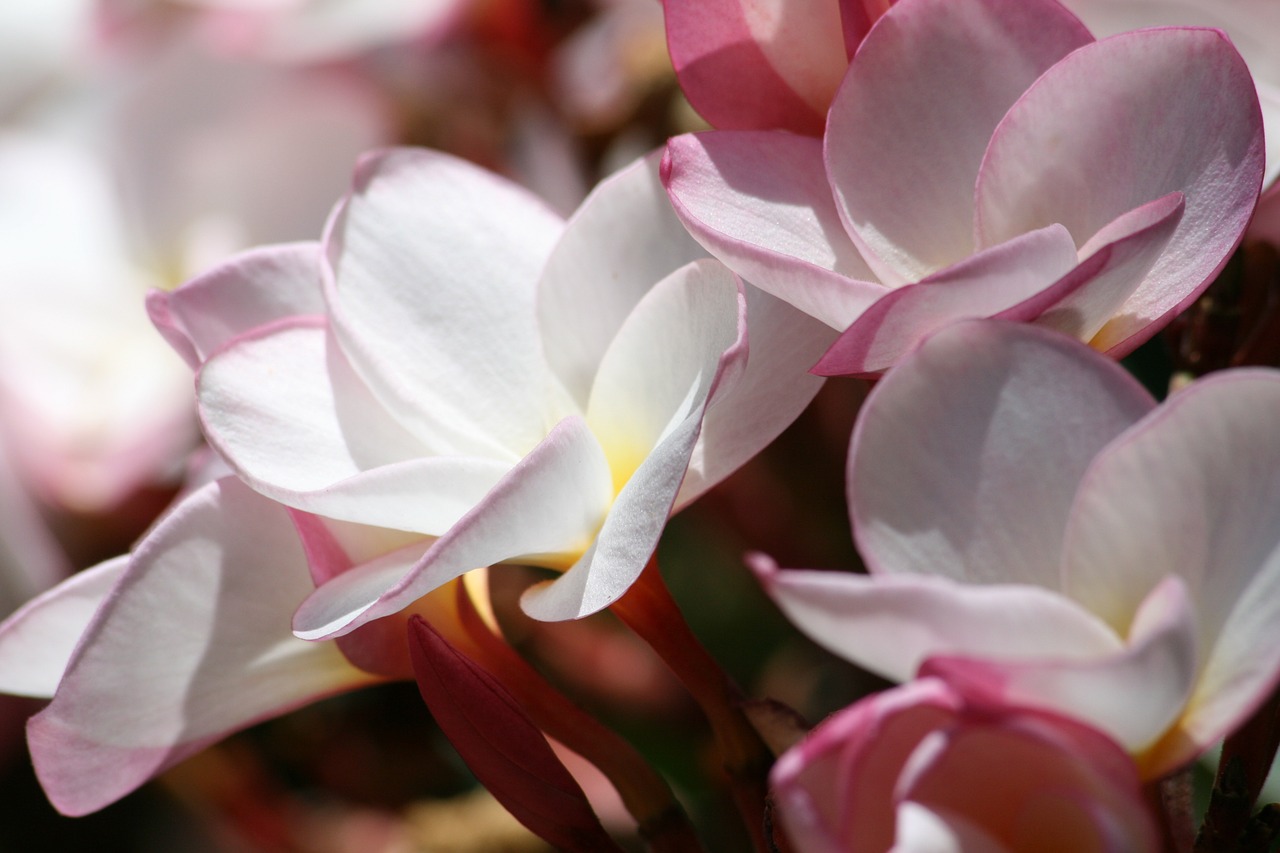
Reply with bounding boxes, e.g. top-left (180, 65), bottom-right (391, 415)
top-left (924, 575), bottom-right (1200, 760)
top-left (323, 148), bottom-right (566, 460)
top-left (754, 557), bottom-right (1121, 685)
top-left (825, 0), bottom-right (1092, 284)
top-left (676, 283), bottom-right (835, 506)
top-left (0, 557), bottom-right (126, 698)
top-left (848, 321), bottom-right (1154, 587)
top-left (198, 319), bottom-right (510, 533)
top-left (292, 415), bottom-right (614, 640)
top-left (1062, 371), bottom-right (1280, 768)
top-left (537, 152), bottom-right (706, 408)
top-left (664, 0), bottom-right (848, 134)
top-left (975, 27), bottom-right (1264, 355)
top-left (28, 478), bottom-right (377, 816)
top-left (147, 242), bottom-right (324, 370)
top-left (814, 224), bottom-right (1080, 376)
top-left (662, 131), bottom-right (884, 329)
